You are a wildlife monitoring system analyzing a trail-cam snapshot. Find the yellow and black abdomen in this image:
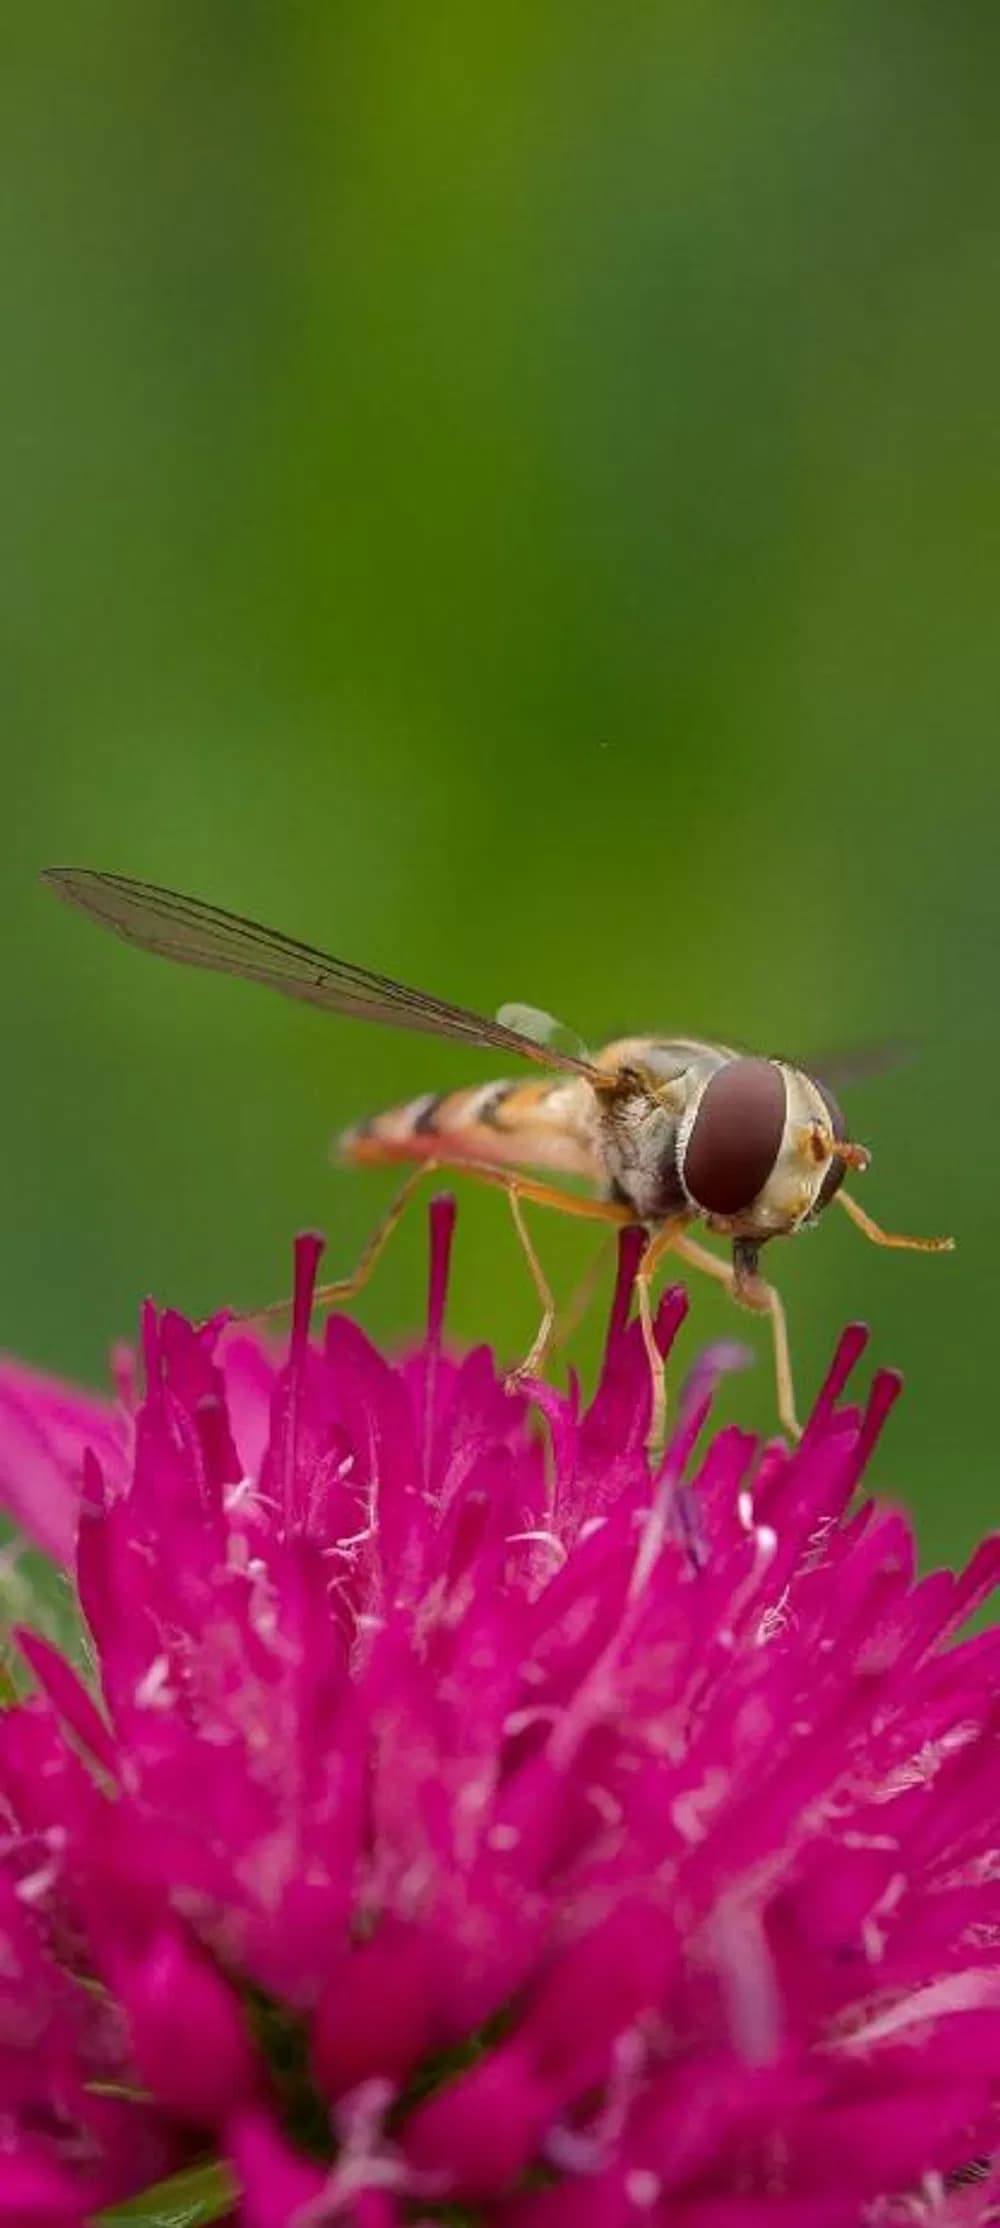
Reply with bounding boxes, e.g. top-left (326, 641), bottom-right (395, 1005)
top-left (338, 1076), bottom-right (598, 1180)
